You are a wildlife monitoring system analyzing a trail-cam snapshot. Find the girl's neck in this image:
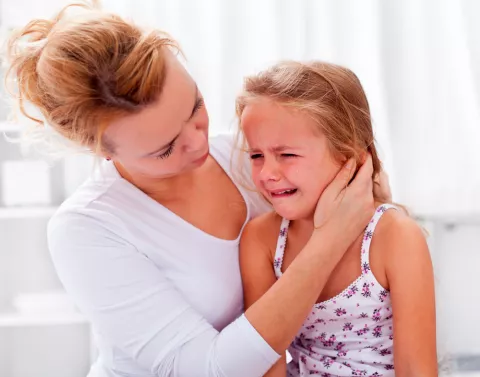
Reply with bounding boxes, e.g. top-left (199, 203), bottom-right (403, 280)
top-left (289, 201), bottom-right (385, 234)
